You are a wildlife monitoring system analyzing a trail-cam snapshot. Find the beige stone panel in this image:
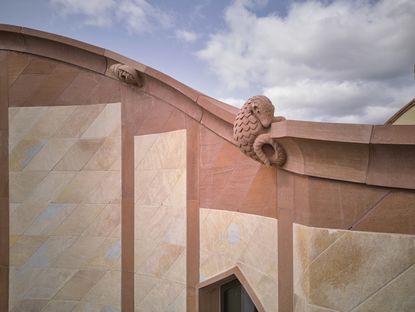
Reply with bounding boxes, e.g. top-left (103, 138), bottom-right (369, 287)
top-left (163, 171), bottom-right (186, 210)
top-left (82, 204), bottom-right (120, 238)
top-left (10, 234), bottom-right (20, 247)
top-left (52, 236), bottom-right (106, 269)
top-left (52, 203), bottom-right (106, 236)
top-left (25, 106), bottom-right (77, 140)
top-left (23, 138), bottom-right (76, 171)
top-left (54, 138), bottom-right (105, 171)
top-left (134, 273), bottom-right (161, 305)
top-left (167, 288), bottom-right (186, 312)
top-left (109, 223), bottom-right (121, 239)
top-left (351, 264), bottom-right (415, 312)
top-left (254, 274), bottom-right (278, 312)
top-left (21, 236), bottom-right (78, 269)
top-left (54, 104), bottom-right (105, 138)
top-left (239, 233), bottom-right (278, 279)
top-left (164, 250), bottom-right (186, 284)
top-left (23, 268), bottom-right (75, 299)
top-left (162, 215), bottom-right (186, 246)
top-left (134, 130), bottom-right (186, 311)
top-left (134, 133), bottom-right (159, 168)
top-left (109, 151), bottom-right (122, 171)
top-left (9, 138), bottom-right (47, 171)
top-left (134, 170), bottom-right (158, 202)
top-left (293, 224), bottom-right (345, 306)
top-left (81, 103), bottom-right (121, 139)
top-left (10, 299), bottom-right (48, 312)
top-left (9, 268), bottom-right (42, 309)
top-left (199, 209), bottom-right (278, 311)
top-left (134, 238), bottom-right (158, 272)
top-left (40, 300), bottom-right (78, 312)
top-left (308, 304), bottom-right (339, 312)
top-left (136, 243), bottom-right (184, 278)
top-left (72, 302), bottom-right (121, 312)
top-left (10, 235), bottom-right (47, 268)
top-left (84, 171), bottom-right (121, 204)
top-left (136, 279), bottom-right (185, 312)
top-left (135, 205), bottom-right (185, 246)
top-left (25, 203), bottom-right (77, 236)
top-left (9, 171), bottom-right (49, 203)
top-left (307, 230), bottom-right (415, 311)
top-left (86, 237), bottom-right (121, 270)
top-left (54, 269), bottom-right (106, 301)
top-left (137, 130), bottom-right (186, 169)
top-left (238, 262), bottom-right (265, 291)
top-left (8, 106), bottom-right (47, 150)
top-left (154, 130), bottom-right (187, 169)
top-left (138, 130), bottom-right (186, 170)
top-left (10, 171), bottom-right (75, 235)
top-left (82, 270), bottom-right (121, 306)
top-left (239, 263), bottom-right (279, 312)
top-left (294, 295), bottom-right (308, 312)
top-left (9, 203), bottom-right (20, 214)
top-left (200, 209), bottom-right (248, 256)
top-left (84, 134), bottom-right (121, 171)
top-left (53, 171), bottom-right (107, 204)
top-left (136, 168), bottom-right (184, 206)
top-left (136, 140), bottom-right (167, 171)
top-left (200, 252), bottom-right (241, 281)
